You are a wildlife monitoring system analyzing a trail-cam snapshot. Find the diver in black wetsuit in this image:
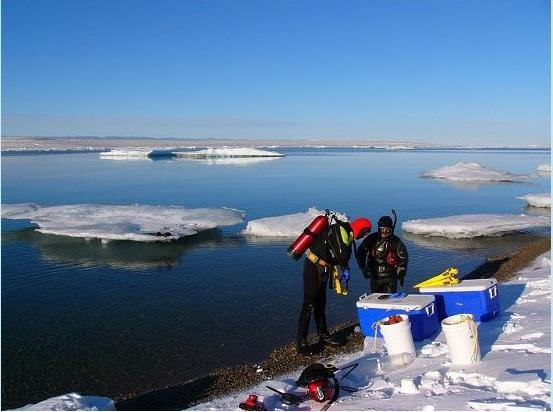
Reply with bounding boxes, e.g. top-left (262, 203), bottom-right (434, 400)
top-left (356, 215), bottom-right (408, 294)
top-left (296, 218), bottom-right (372, 356)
